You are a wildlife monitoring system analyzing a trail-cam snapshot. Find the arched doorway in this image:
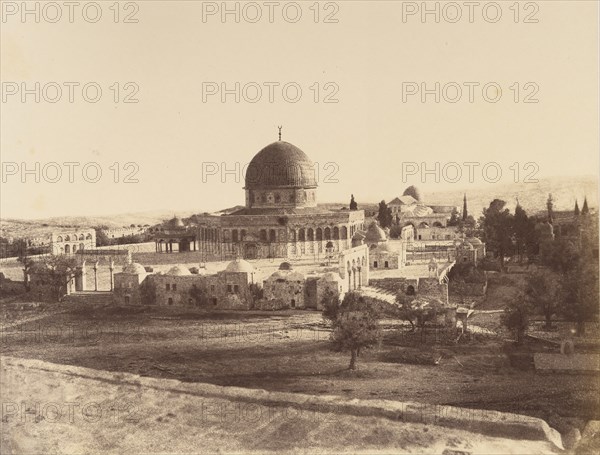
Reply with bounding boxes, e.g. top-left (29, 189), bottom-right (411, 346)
top-left (244, 243), bottom-right (258, 259)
